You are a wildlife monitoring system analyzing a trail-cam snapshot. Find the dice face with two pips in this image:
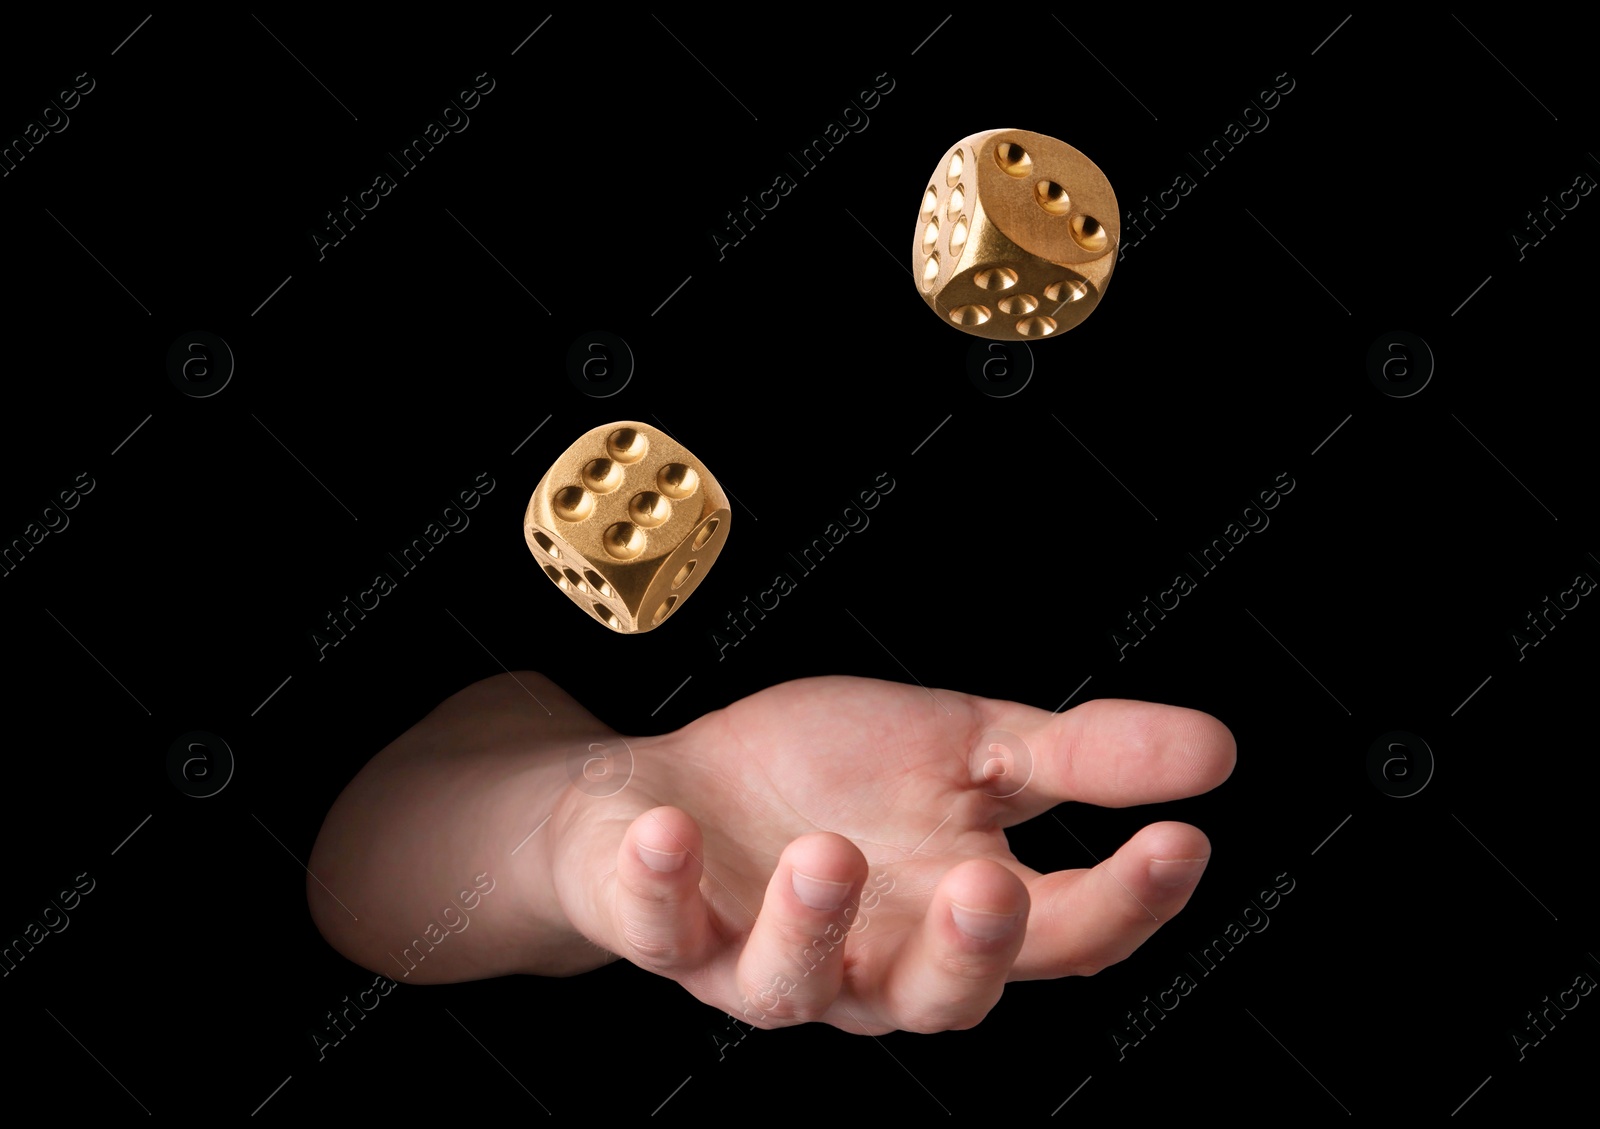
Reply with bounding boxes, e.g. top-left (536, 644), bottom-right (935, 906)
top-left (914, 128), bottom-right (1120, 340)
top-left (526, 422), bottom-right (729, 633)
